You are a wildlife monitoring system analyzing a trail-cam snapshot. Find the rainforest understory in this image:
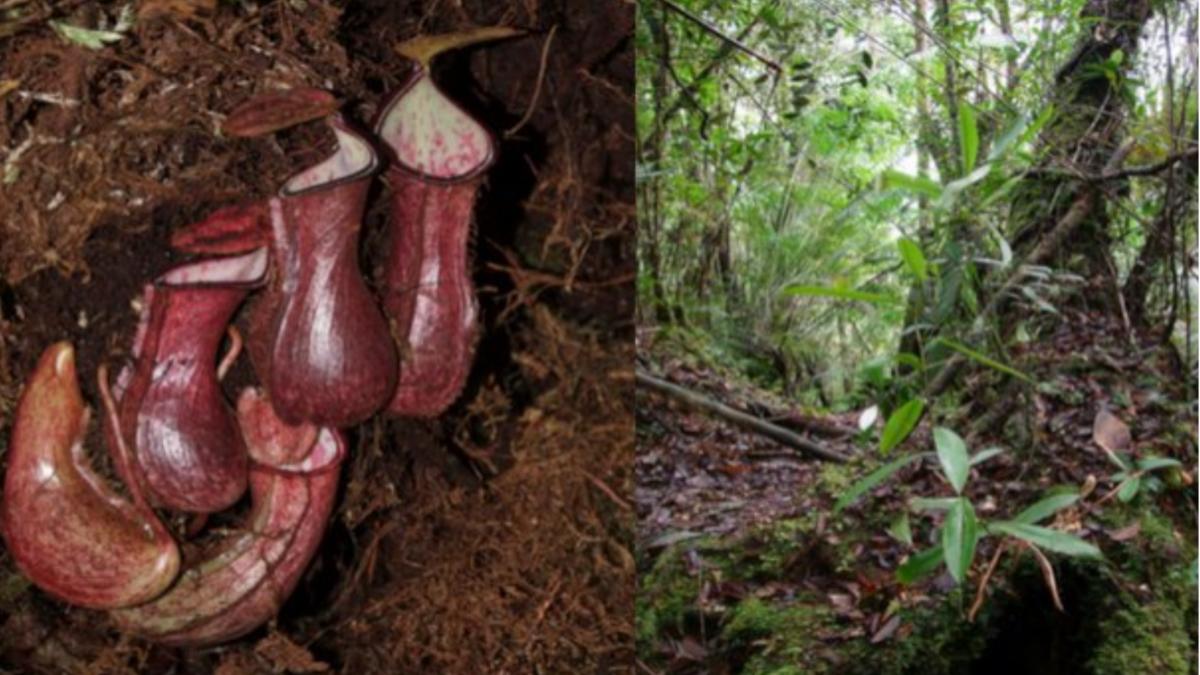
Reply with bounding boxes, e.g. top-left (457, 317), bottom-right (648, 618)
top-left (635, 0), bottom-right (1198, 672)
